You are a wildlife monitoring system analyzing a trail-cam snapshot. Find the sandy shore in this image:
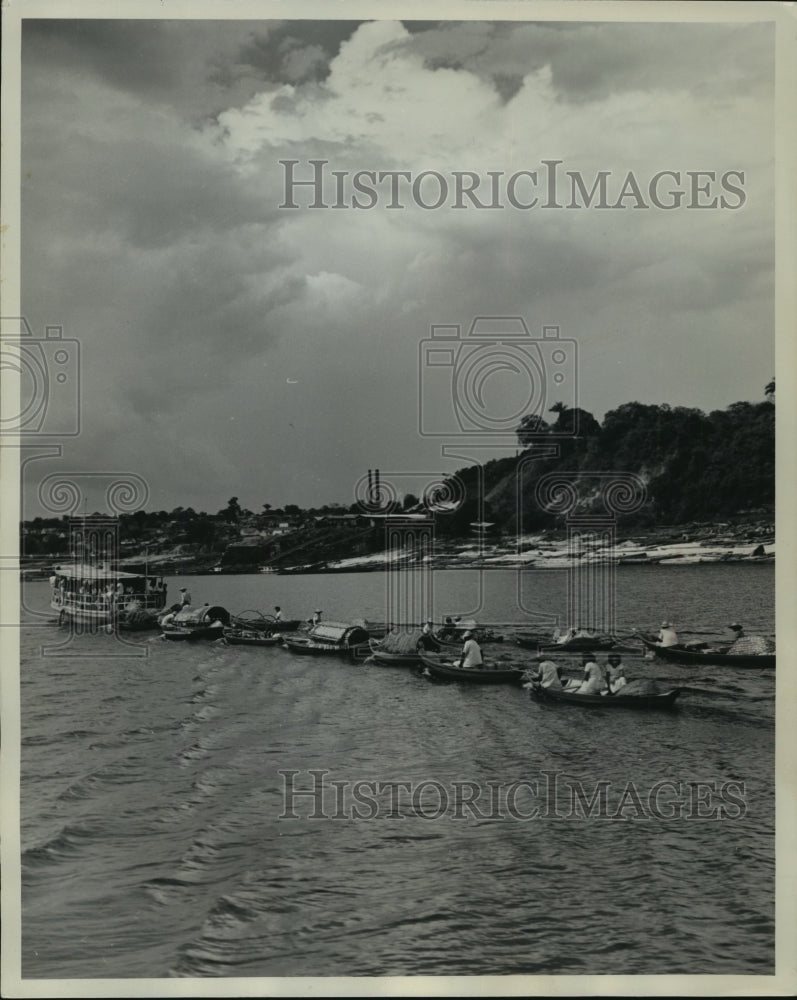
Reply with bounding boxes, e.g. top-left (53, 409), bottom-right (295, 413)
top-left (21, 520), bottom-right (774, 577)
top-left (308, 531), bottom-right (775, 573)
